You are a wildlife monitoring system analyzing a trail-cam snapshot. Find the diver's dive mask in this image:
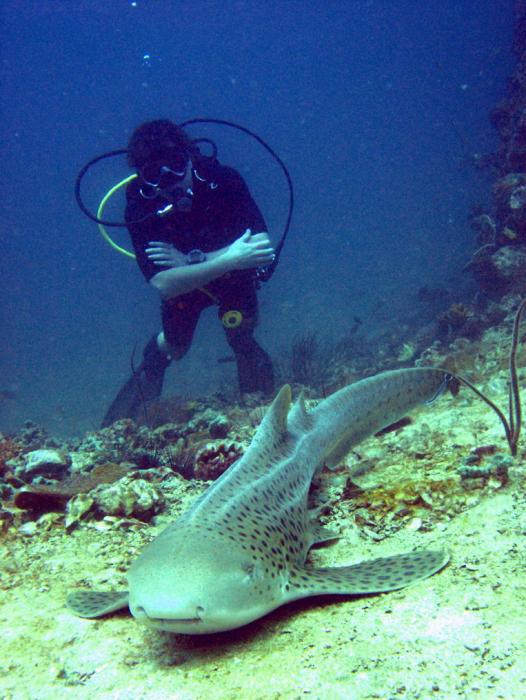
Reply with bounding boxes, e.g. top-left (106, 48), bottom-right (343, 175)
top-left (139, 165), bottom-right (187, 197)
top-left (139, 150), bottom-right (188, 193)
top-left (138, 154), bottom-right (194, 211)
